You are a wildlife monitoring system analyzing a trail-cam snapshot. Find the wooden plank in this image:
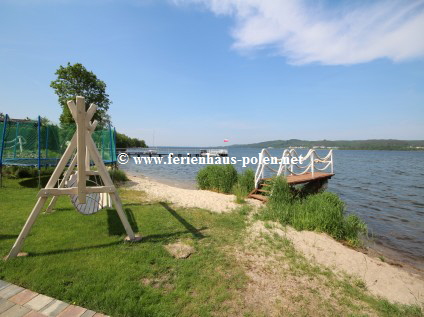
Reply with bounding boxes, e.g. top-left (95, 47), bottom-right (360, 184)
top-left (257, 189), bottom-right (270, 193)
top-left (248, 194), bottom-right (268, 202)
top-left (286, 172), bottom-right (334, 185)
top-left (38, 186), bottom-right (115, 197)
top-left (260, 172), bottom-right (334, 185)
